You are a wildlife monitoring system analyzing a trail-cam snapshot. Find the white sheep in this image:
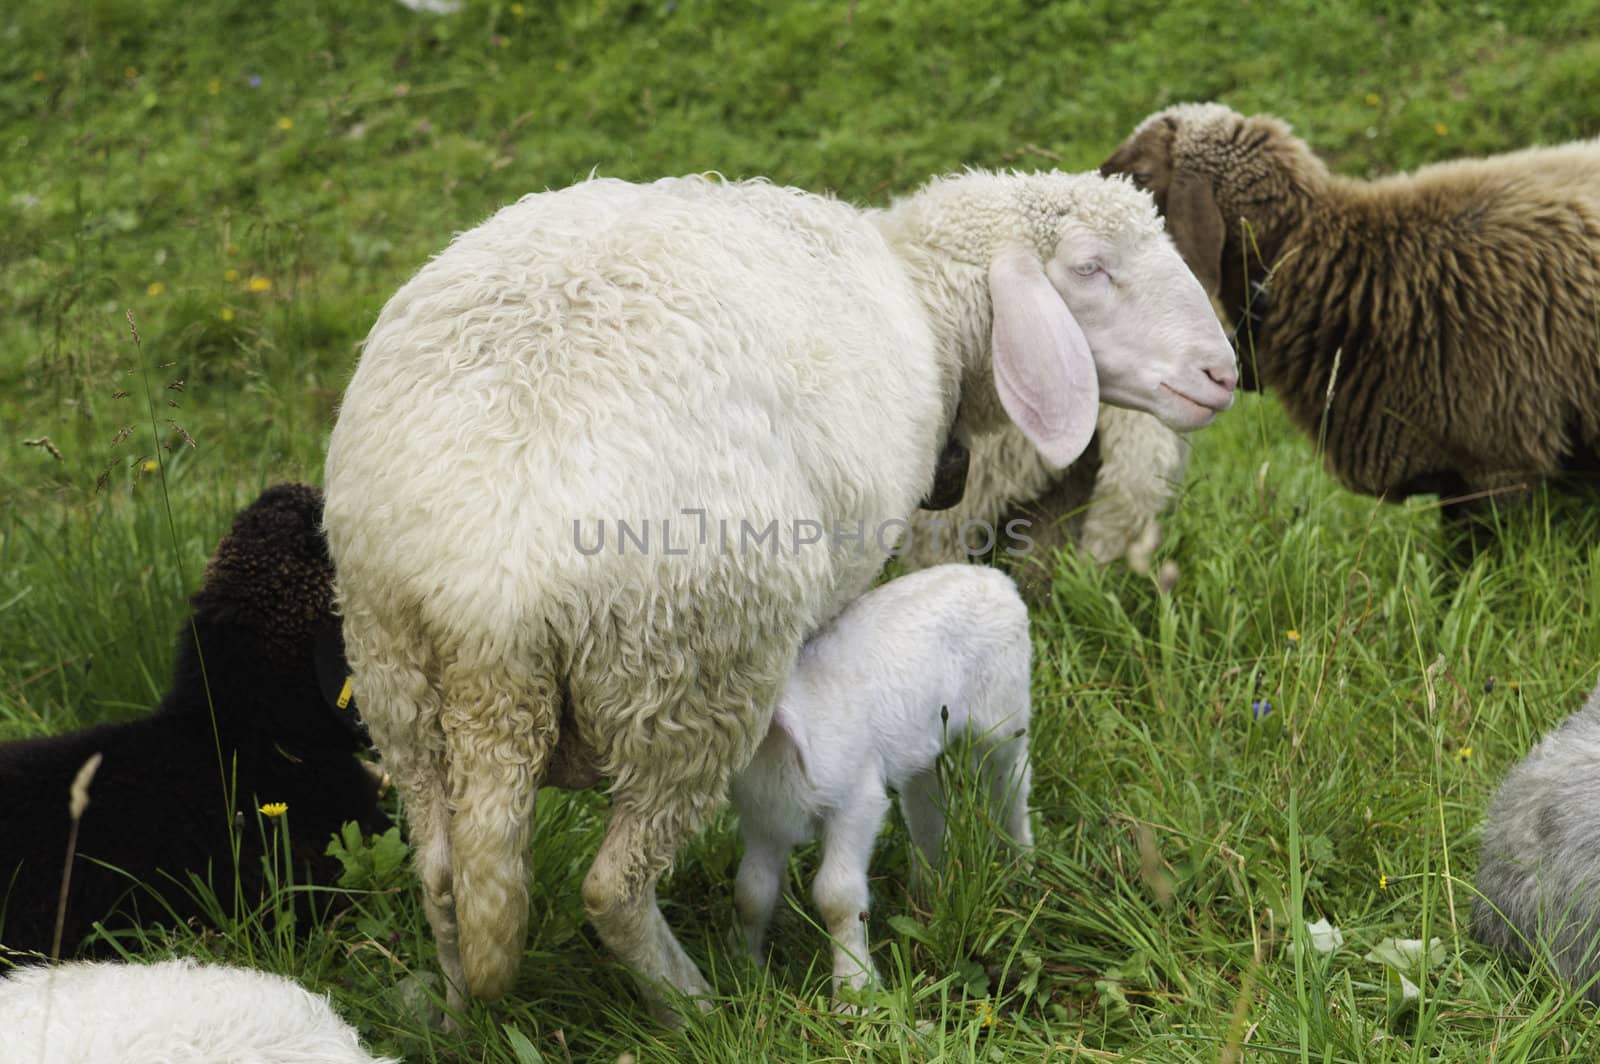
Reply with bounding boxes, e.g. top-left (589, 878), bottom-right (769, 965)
top-left (323, 168), bottom-right (1235, 1019)
top-left (900, 405), bottom-right (1189, 597)
top-left (0, 957), bottom-right (397, 1063)
top-left (731, 563), bottom-right (1032, 1003)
